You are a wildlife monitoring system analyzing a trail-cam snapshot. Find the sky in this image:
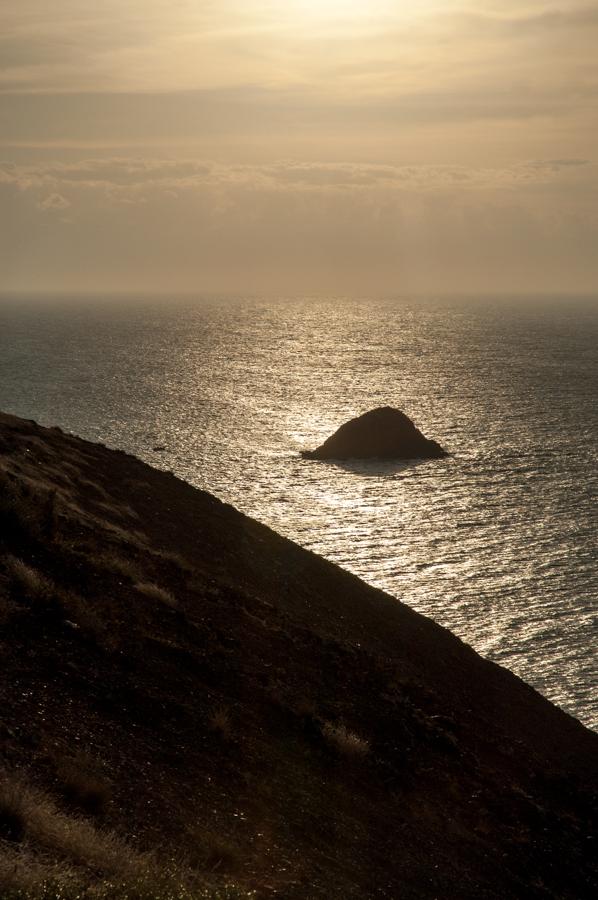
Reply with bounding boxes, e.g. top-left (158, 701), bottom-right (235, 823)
top-left (1, 0), bottom-right (597, 296)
